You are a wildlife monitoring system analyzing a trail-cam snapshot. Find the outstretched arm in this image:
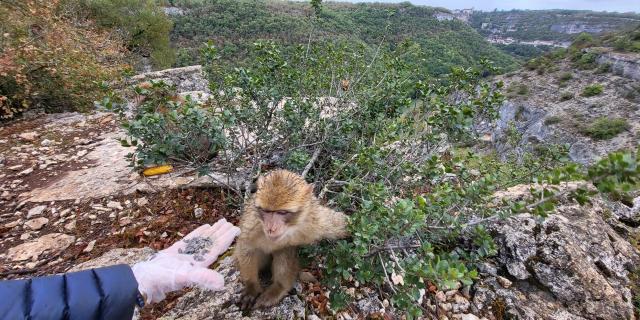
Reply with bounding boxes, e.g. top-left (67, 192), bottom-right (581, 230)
top-left (317, 206), bottom-right (349, 240)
